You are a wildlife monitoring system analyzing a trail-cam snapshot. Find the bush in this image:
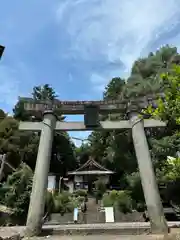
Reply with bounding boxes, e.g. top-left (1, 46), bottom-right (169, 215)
top-left (74, 189), bottom-right (87, 197)
top-left (109, 190), bottom-right (118, 201)
top-left (136, 202), bottom-right (146, 212)
top-left (115, 191), bottom-right (132, 213)
top-left (95, 179), bottom-right (107, 201)
top-left (52, 191), bottom-right (73, 215)
top-left (126, 172), bottom-right (145, 209)
top-left (95, 179), bottom-right (106, 194)
top-left (0, 163), bottom-right (33, 222)
top-left (45, 191), bottom-right (54, 215)
top-left (102, 193), bottom-right (114, 207)
top-left (102, 190), bottom-right (132, 213)
top-left (53, 198), bottom-right (65, 215)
